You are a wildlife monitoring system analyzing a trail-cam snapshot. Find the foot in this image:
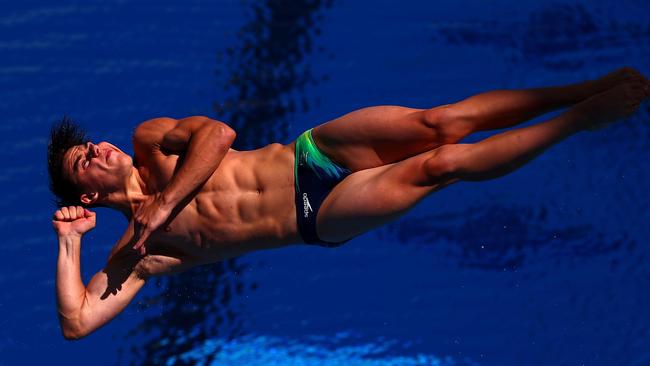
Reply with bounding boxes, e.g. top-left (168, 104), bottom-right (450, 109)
top-left (571, 78), bottom-right (650, 131)
top-left (586, 66), bottom-right (649, 97)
